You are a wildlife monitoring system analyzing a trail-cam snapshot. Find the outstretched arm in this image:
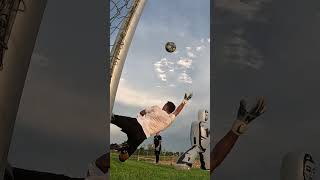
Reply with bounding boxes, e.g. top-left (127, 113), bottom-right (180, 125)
top-left (173, 93), bottom-right (193, 116)
top-left (210, 97), bottom-right (266, 174)
top-left (173, 102), bottom-right (186, 116)
top-left (210, 131), bottom-right (239, 173)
